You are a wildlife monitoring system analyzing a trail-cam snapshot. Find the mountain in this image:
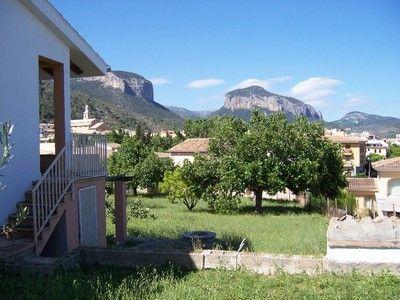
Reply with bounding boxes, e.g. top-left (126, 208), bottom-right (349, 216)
top-left (167, 106), bottom-right (214, 119)
top-left (212, 86), bottom-right (323, 121)
top-left (327, 111), bottom-right (400, 138)
top-left (40, 71), bottom-right (184, 130)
